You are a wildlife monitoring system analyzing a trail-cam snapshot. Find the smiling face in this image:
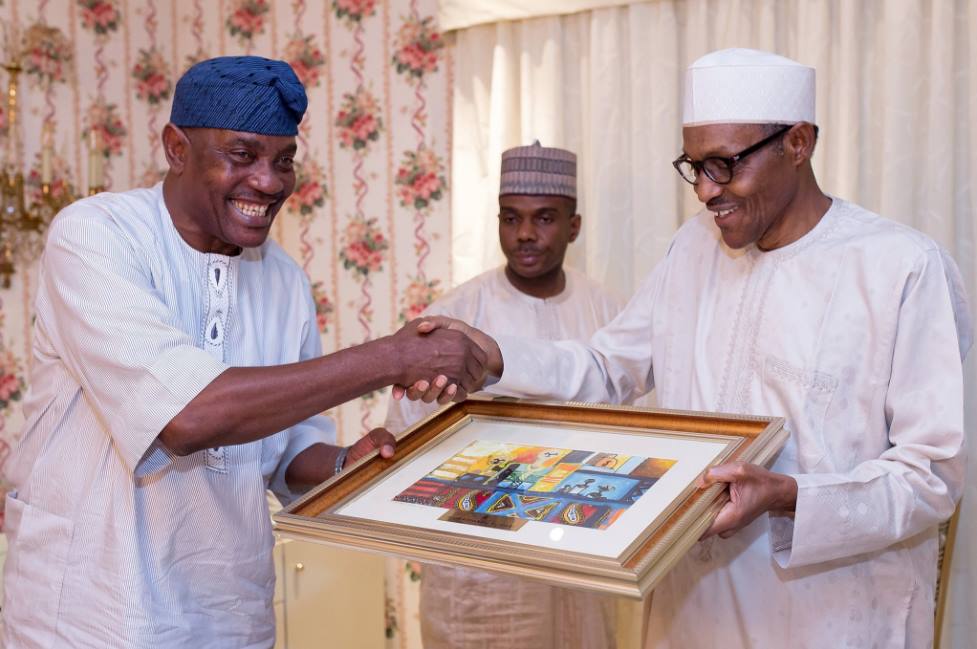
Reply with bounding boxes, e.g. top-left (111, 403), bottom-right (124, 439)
top-left (162, 125), bottom-right (297, 254)
top-left (498, 194), bottom-right (580, 281)
top-left (681, 123), bottom-right (801, 250)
